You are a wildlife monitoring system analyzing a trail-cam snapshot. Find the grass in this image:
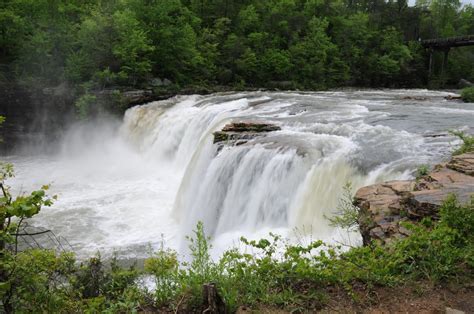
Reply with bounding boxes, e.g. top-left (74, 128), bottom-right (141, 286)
top-left (451, 130), bottom-right (474, 155)
top-left (416, 164), bottom-right (430, 179)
